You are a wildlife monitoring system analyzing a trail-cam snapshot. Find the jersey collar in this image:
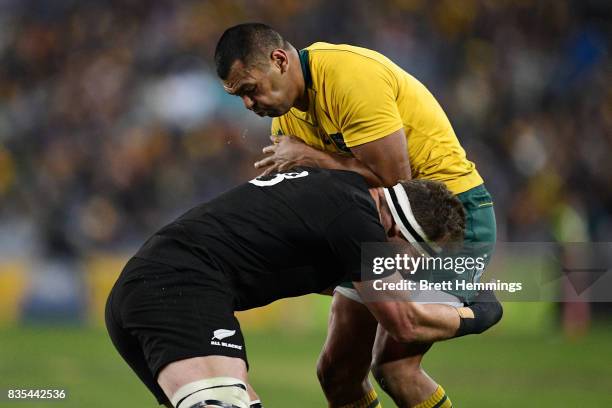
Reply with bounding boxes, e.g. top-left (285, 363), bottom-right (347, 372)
top-left (299, 49), bottom-right (313, 89)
